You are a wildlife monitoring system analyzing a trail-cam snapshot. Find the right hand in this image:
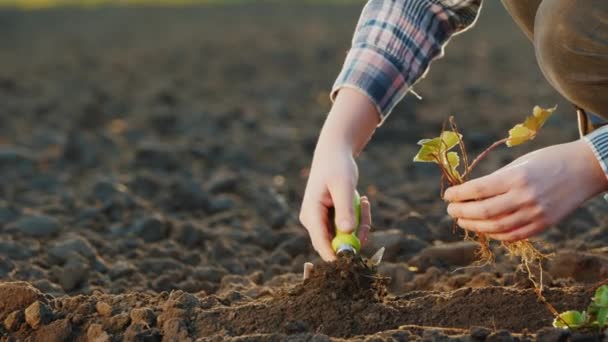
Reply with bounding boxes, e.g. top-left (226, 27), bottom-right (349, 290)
top-left (299, 88), bottom-right (379, 261)
top-left (300, 146), bottom-right (371, 261)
